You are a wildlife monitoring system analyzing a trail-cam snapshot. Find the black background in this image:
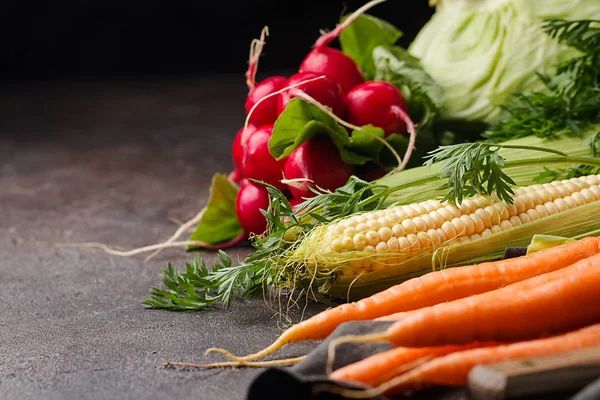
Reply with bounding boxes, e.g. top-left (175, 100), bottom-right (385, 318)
top-left (1, 0), bottom-right (435, 80)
